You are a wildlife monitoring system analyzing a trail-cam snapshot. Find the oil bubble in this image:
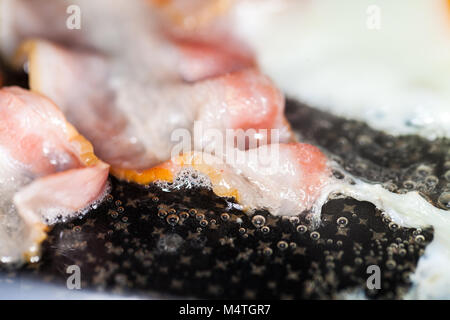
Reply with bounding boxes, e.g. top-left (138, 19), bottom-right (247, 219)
top-left (389, 222), bottom-right (399, 231)
top-left (180, 211), bottom-right (189, 220)
top-left (261, 226), bottom-right (270, 234)
top-left (195, 213), bottom-right (205, 221)
top-left (166, 214), bottom-right (179, 226)
top-left (251, 215), bottom-right (266, 228)
top-left (438, 192), bottom-right (450, 210)
top-left (403, 180), bottom-right (416, 190)
top-left (310, 231), bottom-right (320, 240)
top-left (416, 164), bottom-right (432, 176)
top-left (414, 235), bottom-right (425, 244)
top-left (425, 175), bottom-right (439, 188)
top-left (336, 217), bottom-right (348, 227)
top-left (277, 241), bottom-right (288, 250)
top-left (383, 181), bottom-right (398, 192)
top-left (263, 247), bottom-right (273, 256)
top-left (296, 225), bottom-right (307, 234)
top-left (158, 210), bottom-right (168, 219)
